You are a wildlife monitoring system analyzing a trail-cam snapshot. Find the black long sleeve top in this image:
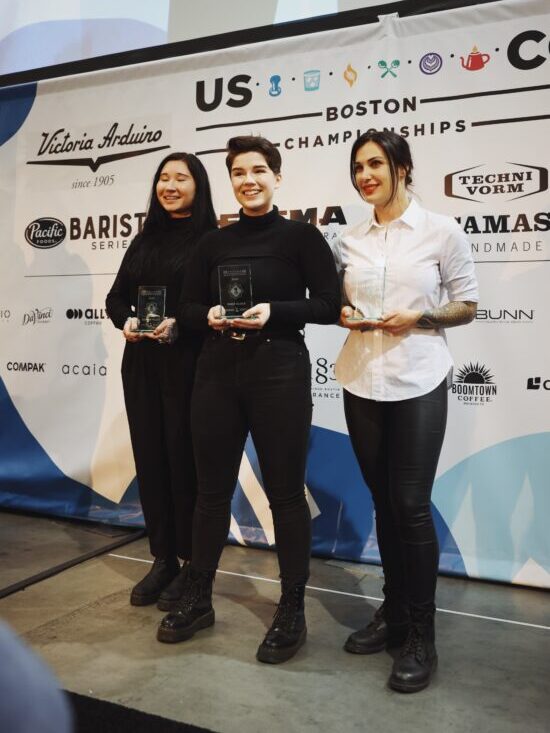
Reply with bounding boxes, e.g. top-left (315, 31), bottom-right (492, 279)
top-left (178, 207), bottom-right (340, 334)
top-left (106, 216), bottom-right (202, 345)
